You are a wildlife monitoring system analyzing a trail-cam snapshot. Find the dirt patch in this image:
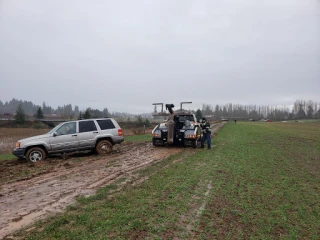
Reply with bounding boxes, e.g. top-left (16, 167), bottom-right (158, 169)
top-left (0, 142), bottom-right (182, 239)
